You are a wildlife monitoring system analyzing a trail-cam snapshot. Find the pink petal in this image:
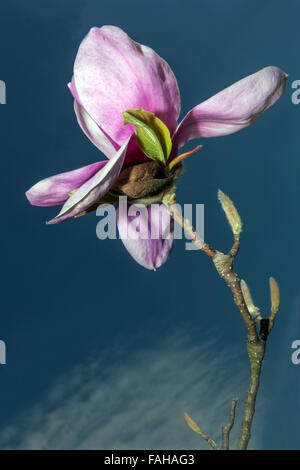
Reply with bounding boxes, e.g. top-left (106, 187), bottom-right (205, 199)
top-left (73, 100), bottom-right (118, 159)
top-left (123, 136), bottom-right (149, 165)
top-left (68, 77), bottom-right (82, 105)
top-left (47, 137), bottom-right (130, 224)
top-left (117, 202), bottom-right (174, 270)
top-left (26, 161), bottom-right (107, 207)
top-left (73, 26), bottom-right (180, 146)
top-left (173, 66), bottom-right (287, 149)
